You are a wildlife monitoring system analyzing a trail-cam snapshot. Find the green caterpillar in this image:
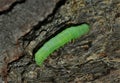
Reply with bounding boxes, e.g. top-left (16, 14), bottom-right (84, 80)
top-left (35, 24), bottom-right (90, 66)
